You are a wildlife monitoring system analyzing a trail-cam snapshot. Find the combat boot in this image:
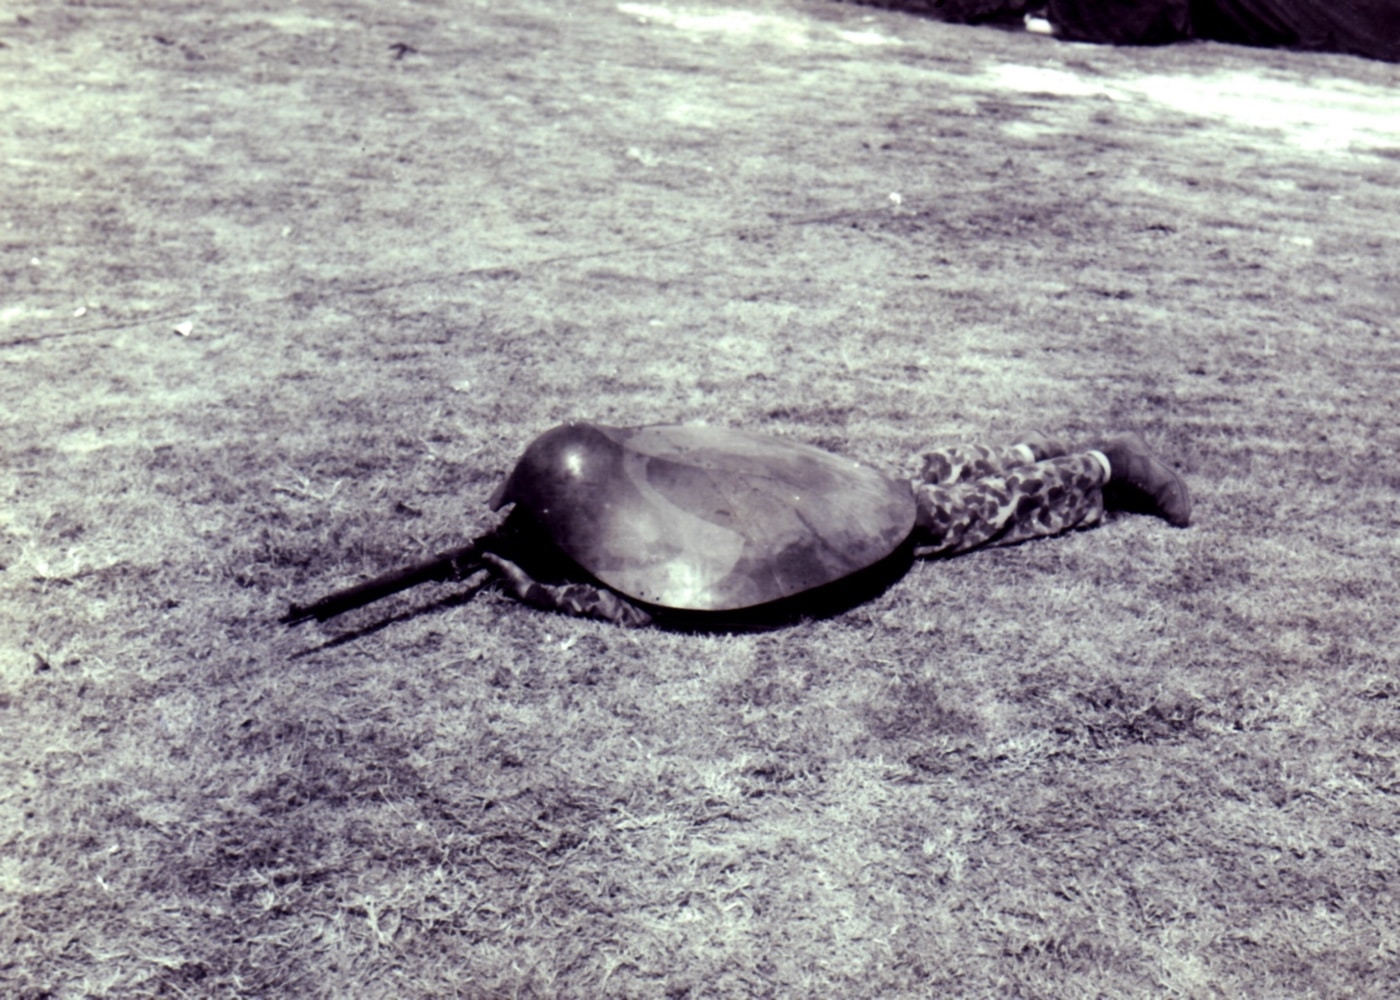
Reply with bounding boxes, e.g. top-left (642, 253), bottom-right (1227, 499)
top-left (1095, 433), bottom-right (1192, 527)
